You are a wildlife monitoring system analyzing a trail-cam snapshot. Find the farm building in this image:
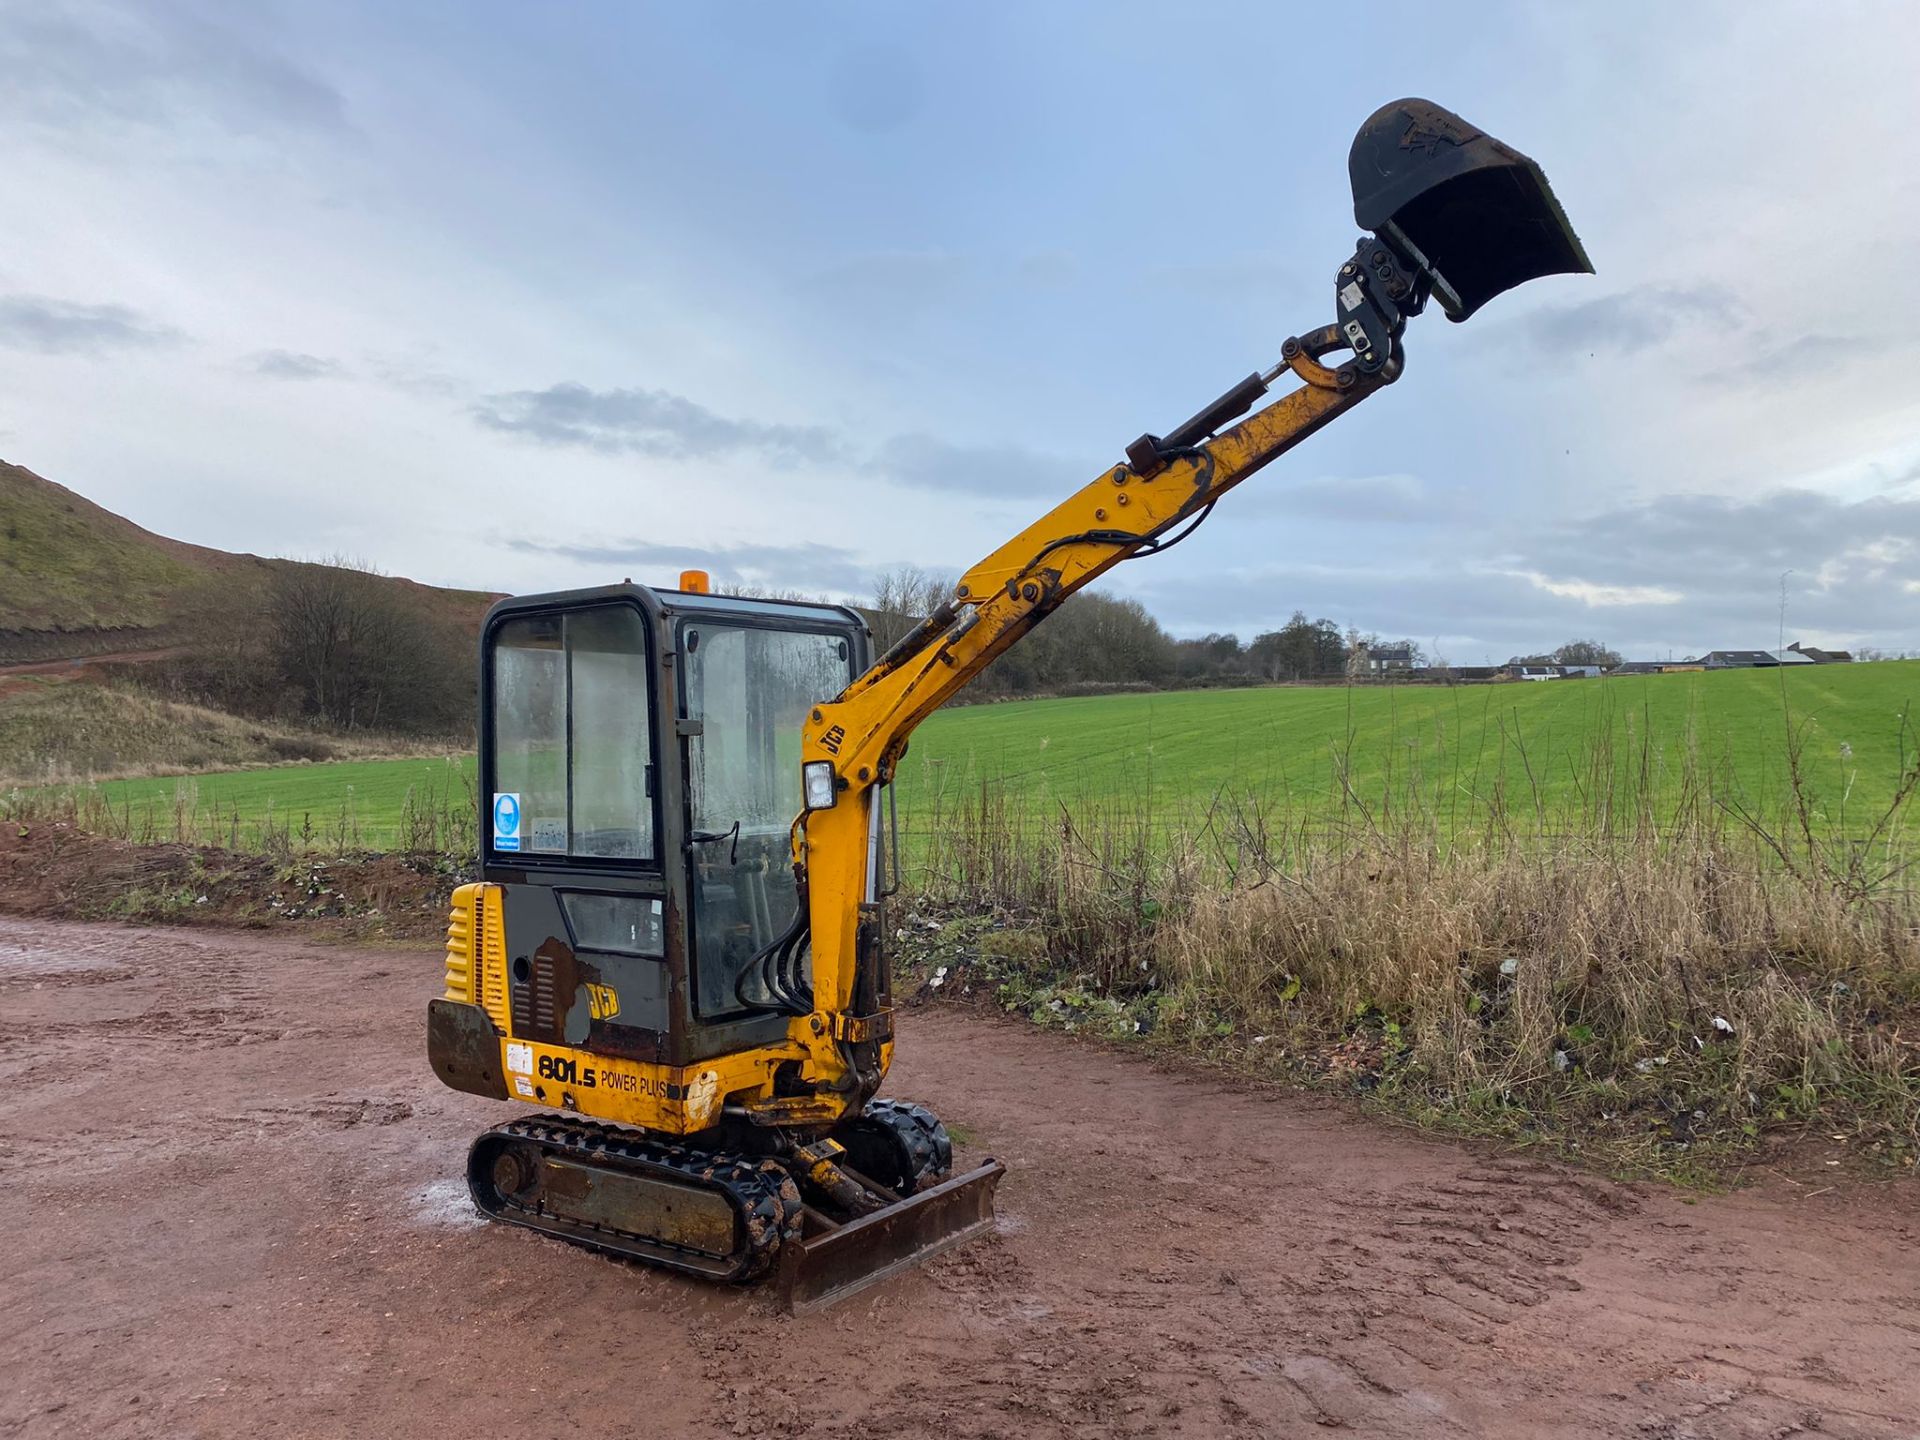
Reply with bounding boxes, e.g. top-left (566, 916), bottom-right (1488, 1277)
top-left (1609, 660), bottom-right (1705, 675)
top-left (1786, 642), bottom-right (1854, 663)
top-left (1699, 649), bottom-right (1813, 669)
top-left (1363, 641), bottom-right (1418, 673)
